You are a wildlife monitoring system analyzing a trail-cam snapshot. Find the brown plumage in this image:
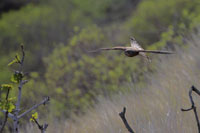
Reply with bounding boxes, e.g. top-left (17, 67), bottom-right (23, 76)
top-left (89, 37), bottom-right (174, 61)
